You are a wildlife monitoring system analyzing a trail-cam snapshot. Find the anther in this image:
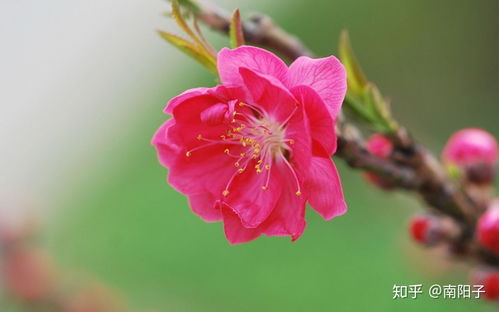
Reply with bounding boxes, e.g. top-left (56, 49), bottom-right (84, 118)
top-left (185, 151), bottom-right (191, 157)
top-left (196, 134), bottom-right (203, 140)
top-left (224, 148), bottom-right (230, 154)
top-left (234, 162), bottom-right (240, 167)
top-left (295, 191), bottom-right (302, 196)
top-left (222, 190), bottom-right (229, 196)
top-left (262, 186), bottom-right (268, 191)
